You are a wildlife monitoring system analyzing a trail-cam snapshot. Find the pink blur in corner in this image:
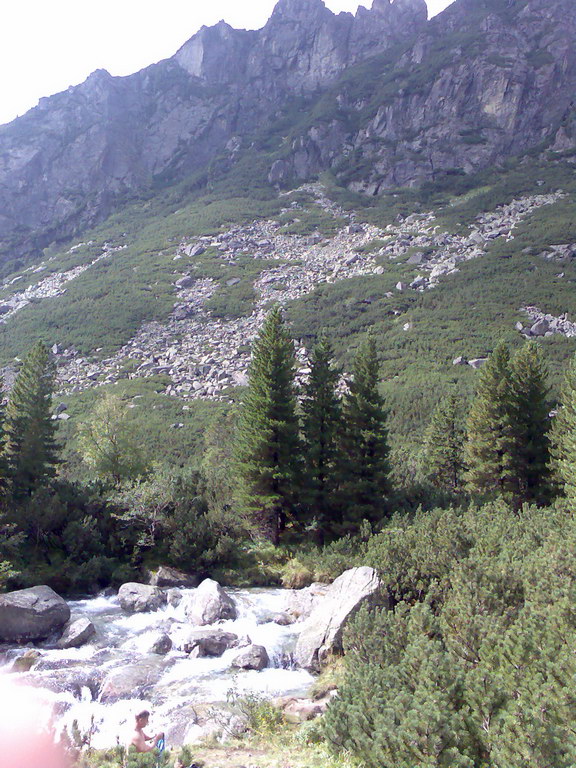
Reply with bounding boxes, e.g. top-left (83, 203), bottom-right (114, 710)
top-left (0, 675), bottom-right (70, 768)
